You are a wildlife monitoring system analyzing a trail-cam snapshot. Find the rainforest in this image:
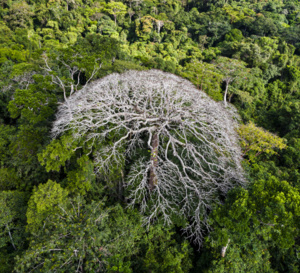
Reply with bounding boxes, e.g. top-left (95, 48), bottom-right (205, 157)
top-left (1, 0), bottom-right (300, 272)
